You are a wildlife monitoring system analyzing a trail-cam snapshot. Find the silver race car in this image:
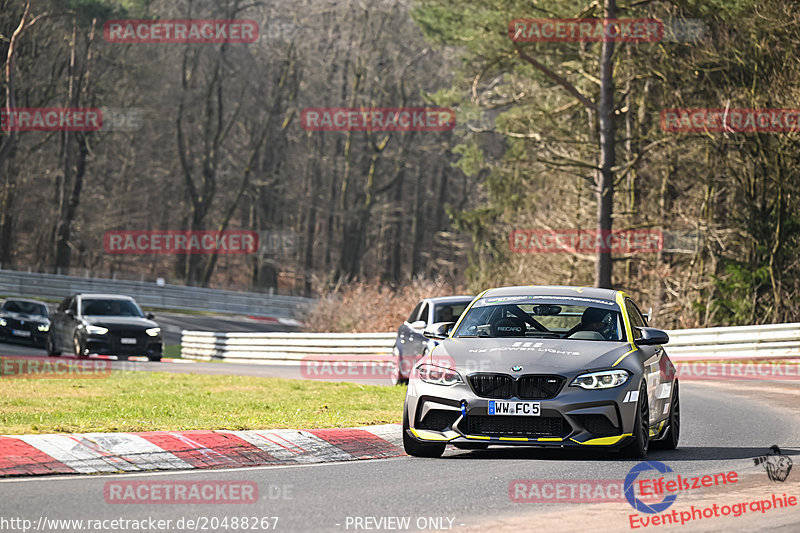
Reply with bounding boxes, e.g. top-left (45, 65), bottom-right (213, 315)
top-left (403, 285), bottom-right (679, 458)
